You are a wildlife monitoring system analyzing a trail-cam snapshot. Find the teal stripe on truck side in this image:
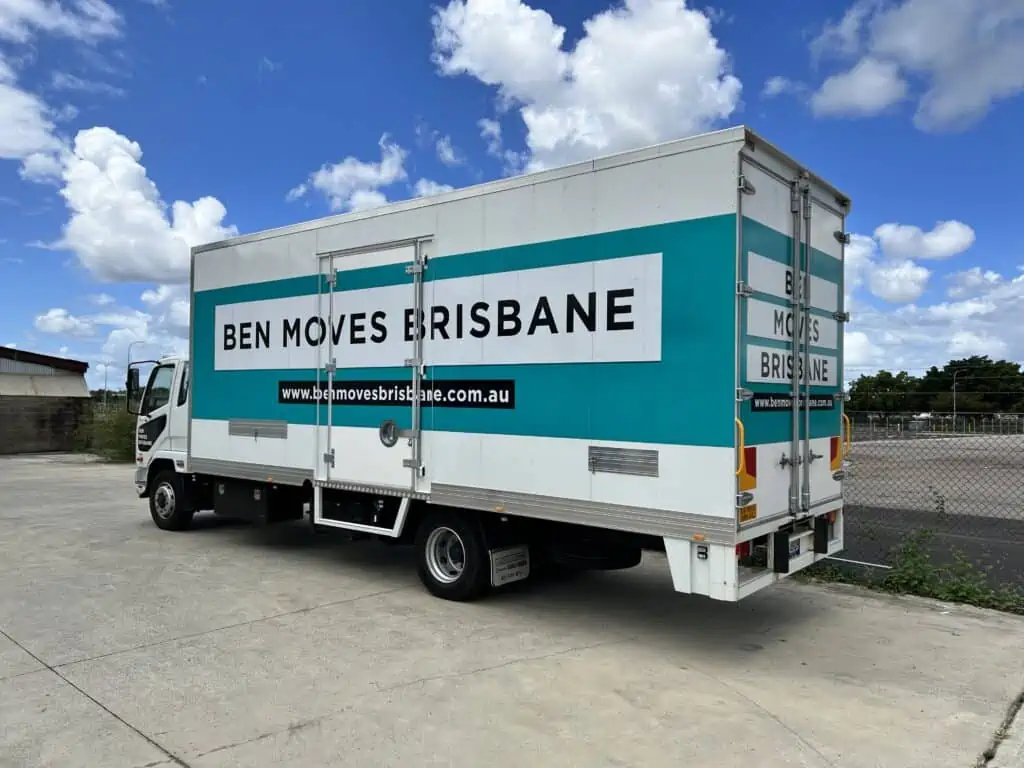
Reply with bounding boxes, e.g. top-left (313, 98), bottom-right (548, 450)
top-left (192, 215), bottom-right (739, 447)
